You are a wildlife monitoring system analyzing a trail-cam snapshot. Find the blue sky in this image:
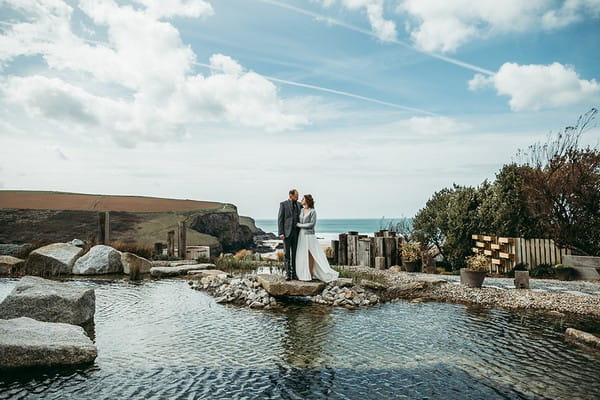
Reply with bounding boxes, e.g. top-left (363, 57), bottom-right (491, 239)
top-left (0, 0), bottom-right (599, 218)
